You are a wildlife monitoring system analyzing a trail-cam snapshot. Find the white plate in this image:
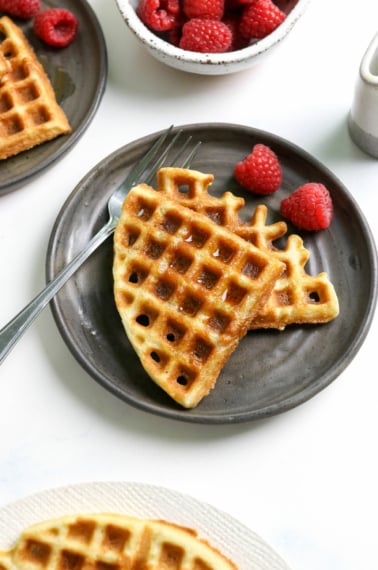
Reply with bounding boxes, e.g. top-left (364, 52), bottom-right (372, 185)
top-left (0, 481), bottom-right (290, 570)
